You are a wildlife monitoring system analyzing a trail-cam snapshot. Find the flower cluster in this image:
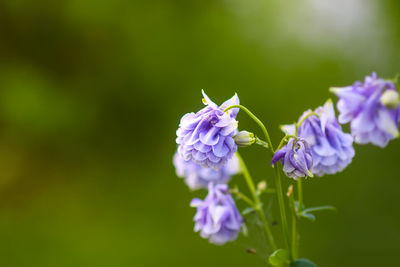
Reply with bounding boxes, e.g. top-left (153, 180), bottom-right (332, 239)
top-left (176, 90), bottom-right (240, 170)
top-left (173, 73), bottom-right (400, 261)
top-left (271, 138), bottom-right (313, 179)
top-left (191, 184), bottom-right (243, 245)
top-left (174, 91), bottom-right (243, 245)
top-left (281, 100), bottom-right (355, 177)
top-left (331, 72), bottom-right (400, 147)
top-left (173, 152), bottom-right (239, 190)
